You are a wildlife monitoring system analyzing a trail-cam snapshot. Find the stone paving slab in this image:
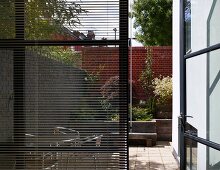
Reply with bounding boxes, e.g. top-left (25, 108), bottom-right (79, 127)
top-left (129, 141), bottom-right (180, 170)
